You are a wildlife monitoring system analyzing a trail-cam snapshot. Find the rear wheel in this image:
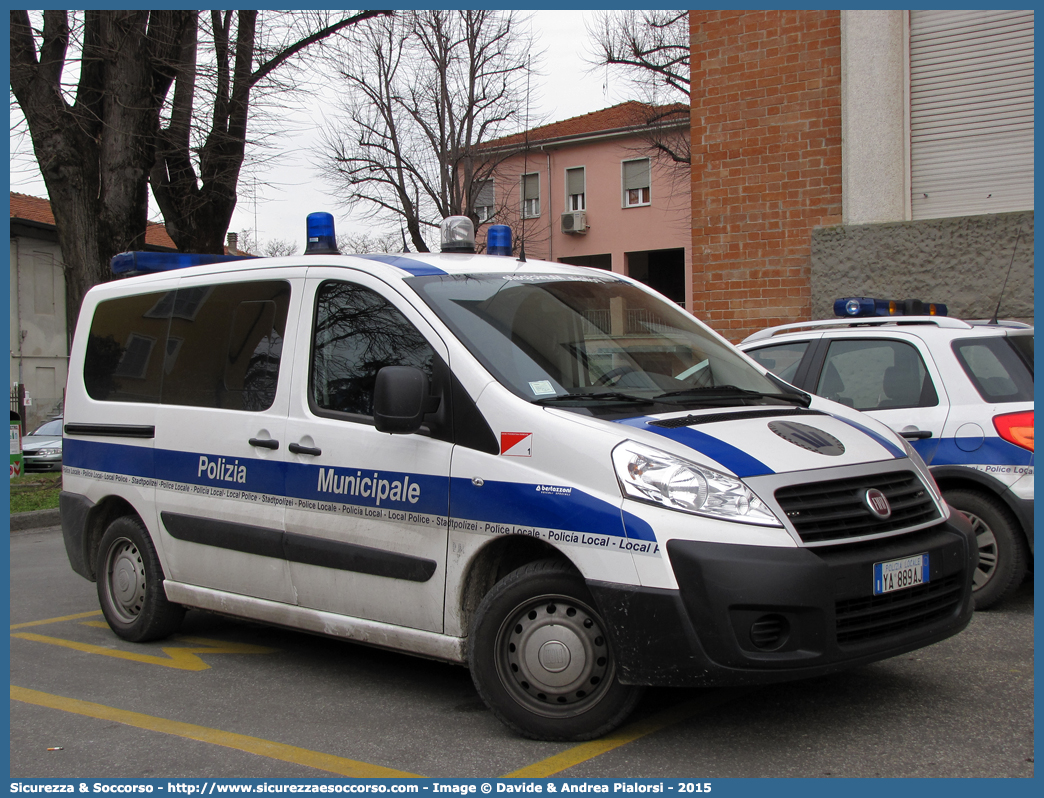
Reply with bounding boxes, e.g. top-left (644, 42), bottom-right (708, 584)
top-left (96, 516), bottom-right (184, 642)
top-left (944, 489), bottom-right (1026, 610)
top-left (469, 559), bottom-right (642, 741)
